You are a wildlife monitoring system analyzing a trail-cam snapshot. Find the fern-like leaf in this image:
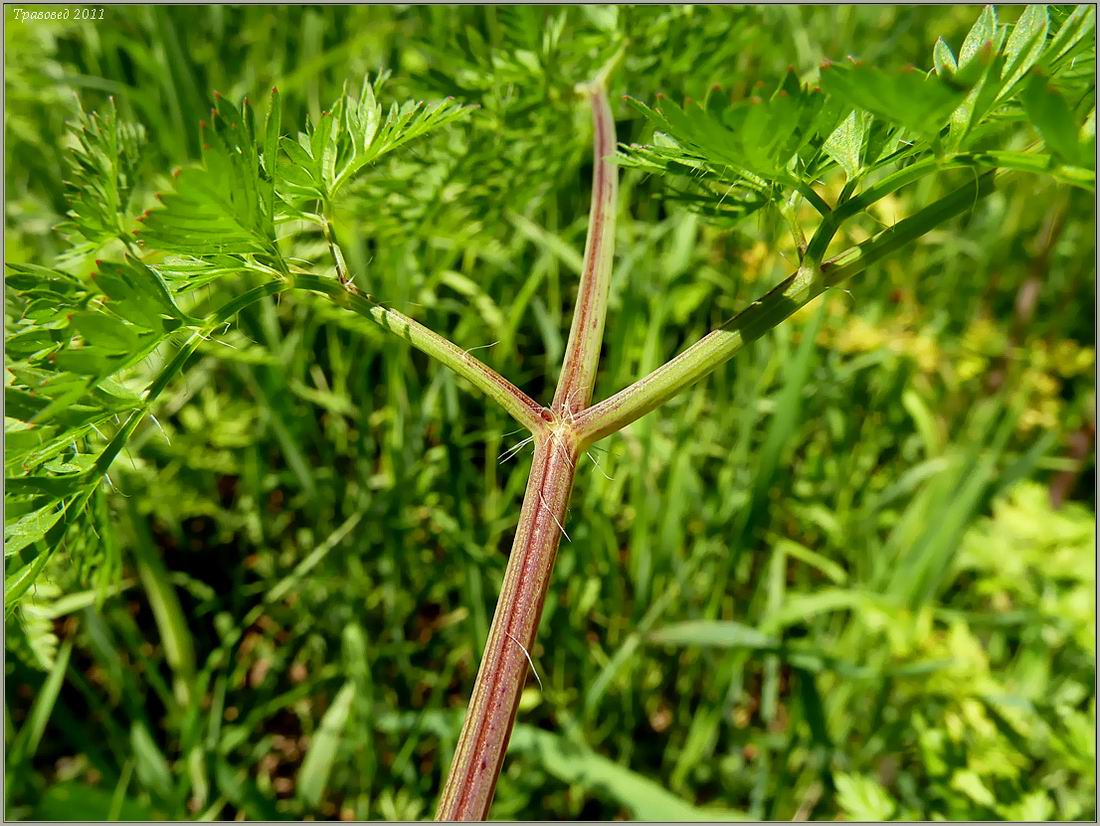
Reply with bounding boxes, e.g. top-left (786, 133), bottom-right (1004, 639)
top-left (279, 74), bottom-right (472, 209)
top-left (58, 97), bottom-right (145, 252)
top-left (139, 93), bottom-right (283, 265)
